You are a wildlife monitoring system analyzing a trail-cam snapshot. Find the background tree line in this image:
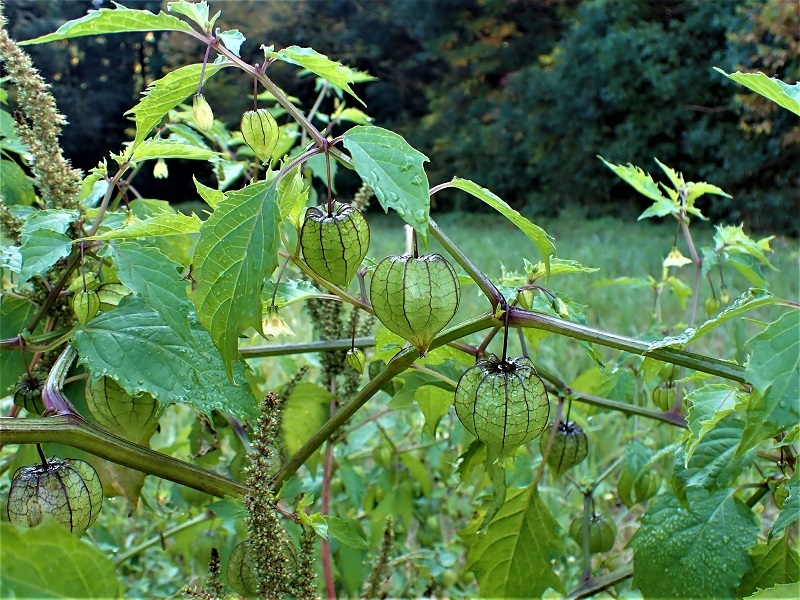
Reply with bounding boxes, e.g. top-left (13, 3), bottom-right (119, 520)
top-left (3, 0), bottom-right (798, 233)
